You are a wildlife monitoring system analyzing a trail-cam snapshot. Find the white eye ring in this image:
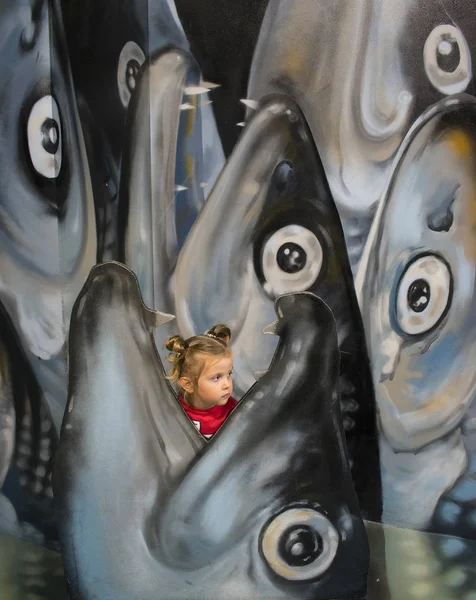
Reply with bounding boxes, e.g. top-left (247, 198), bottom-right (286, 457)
top-left (262, 225), bottom-right (323, 297)
top-left (117, 41), bottom-right (146, 108)
top-left (396, 255), bottom-right (452, 336)
top-left (260, 507), bottom-right (339, 581)
top-left (27, 95), bottom-right (62, 179)
top-left (424, 24), bottom-right (472, 95)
